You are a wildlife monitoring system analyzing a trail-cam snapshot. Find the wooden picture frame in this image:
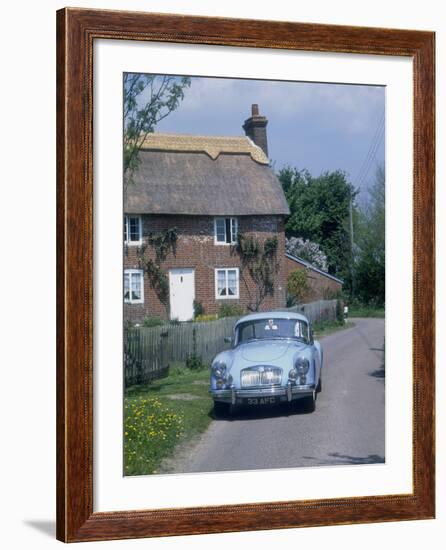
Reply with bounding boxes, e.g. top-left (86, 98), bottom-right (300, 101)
top-left (56, 7), bottom-right (435, 542)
